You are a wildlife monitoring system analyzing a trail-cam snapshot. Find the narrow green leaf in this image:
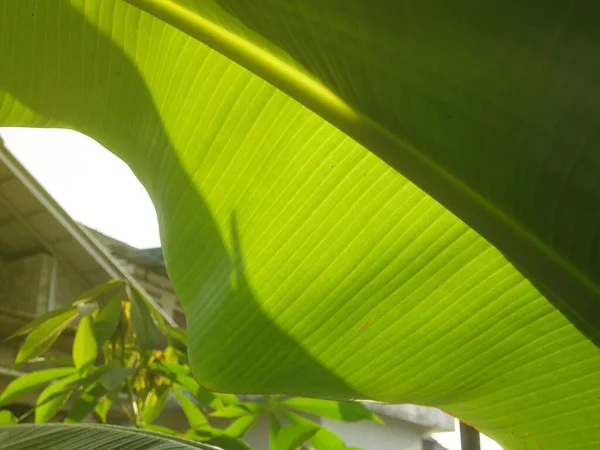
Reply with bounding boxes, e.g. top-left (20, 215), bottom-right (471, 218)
top-left (152, 367), bottom-right (200, 397)
top-left (0, 424), bottom-right (216, 449)
top-left (131, 287), bottom-right (168, 337)
top-left (210, 405), bottom-right (252, 419)
top-left (87, 367), bottom-right (133, 423)
top-left (268, 413), bottom-right (281, 450)
top-left (283, 411), bottom-right (348, 450)
top-left (173, 388), bottom-right (209, 430)
top-left (153, 364), bottom-right (237, 409)
top-left (72, 279), bottom-right (124, 306)
top-left (59, 366), bottom-right (115, 393)
top-left (35, 374), bottom-right (80, 423)
top-left (93, 290), bottom-right (123, 345)
top-left (224, 415), bottom-right (258, 438)
top-left (281, 398), bottom-right (380, 423)
top-left (73, 316), bottom-right (97, 370)
top-left (275, 424), bottom-right (320, 450)
top-left (150, 362), bottom-right (190, 378)
top-left (97, 366), bottom-right (135, 392)
top-left (32, 367), bottom-right (119, 423)
top-left (0, 368), bottom-right (75, 408)
top-left (15, 309), bottom-right (79, 364)
top-left (310, 427), bottom-right (348, 450)
top-left (141, 388), bottom-right (169, 425)
top-left (184, 428), bottom-right (215, 441)
top-left (5, 306), bottom-right (77, 342)
top-left (0, 410), bottom-right (18, 425)
top-left (128, 288), bottom-right (158, 352)
top-left (94, 395), bottom-right (113, 424)
top-left (65, 383), bottom-right (107, 423)
top-left (167, 326), bottom-right (188, 354)
top-left (215, 394), bottom-right (242, 407)
top-left (24, 357), bottom-right (75, 367)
